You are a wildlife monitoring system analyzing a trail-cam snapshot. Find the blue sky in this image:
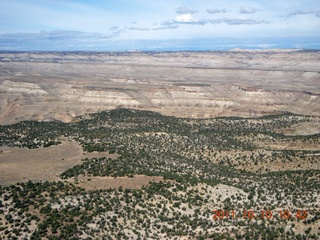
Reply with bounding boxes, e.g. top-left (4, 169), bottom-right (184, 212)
top-left (0, 0), bottom-right (319, 50)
